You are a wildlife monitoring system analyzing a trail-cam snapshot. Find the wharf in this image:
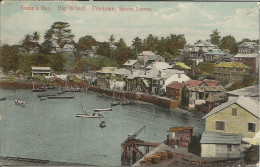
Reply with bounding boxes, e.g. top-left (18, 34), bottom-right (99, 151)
top-left (47, 96), bottom-right (75, 99)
